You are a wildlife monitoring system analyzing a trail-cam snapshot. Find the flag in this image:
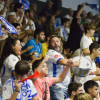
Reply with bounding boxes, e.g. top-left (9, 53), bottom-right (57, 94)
top-left (0, 16), bottom-right (18, 35)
